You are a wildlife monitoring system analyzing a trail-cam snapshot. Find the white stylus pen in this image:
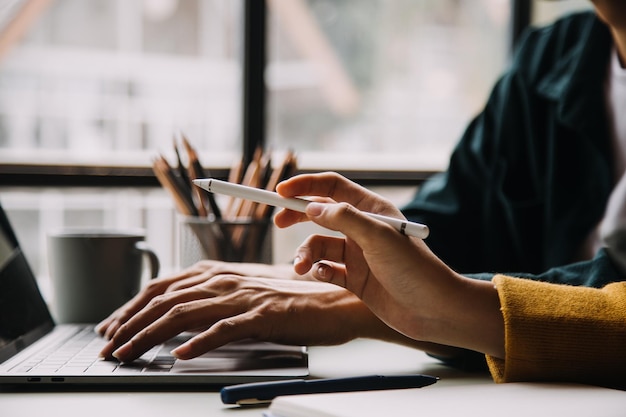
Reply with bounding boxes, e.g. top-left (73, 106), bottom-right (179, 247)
top-left (192, 178), bottom-right (430, 240)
